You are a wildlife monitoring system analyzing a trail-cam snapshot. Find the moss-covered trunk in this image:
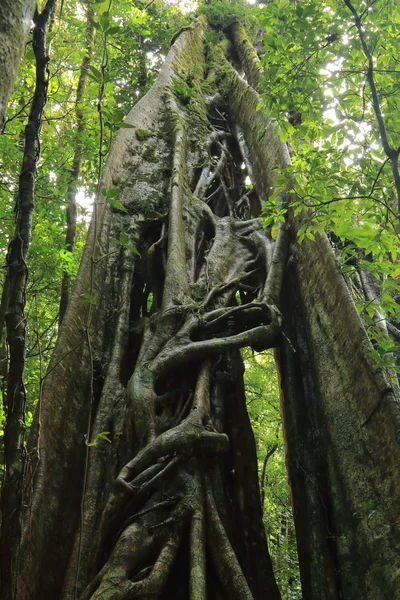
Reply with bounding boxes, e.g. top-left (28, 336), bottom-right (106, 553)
top-left (15, 20), bottom-right (287, 600)
top-left (277, 231), bottom-right (400, 600)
